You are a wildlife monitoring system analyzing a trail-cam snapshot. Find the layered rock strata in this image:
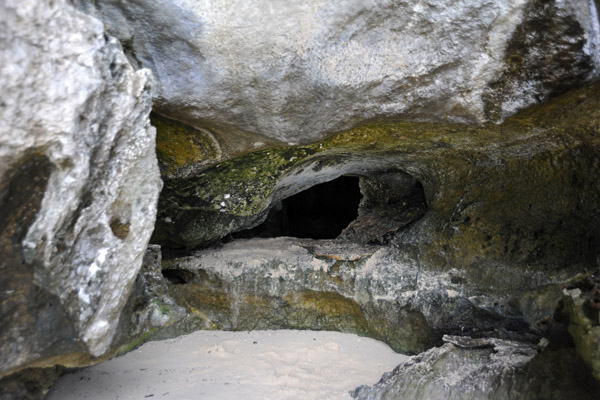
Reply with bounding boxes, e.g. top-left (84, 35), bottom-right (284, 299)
top-left (156, 238), bottom-right (563, 354)
top-left (153, 81), bottom-right (600, 276)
